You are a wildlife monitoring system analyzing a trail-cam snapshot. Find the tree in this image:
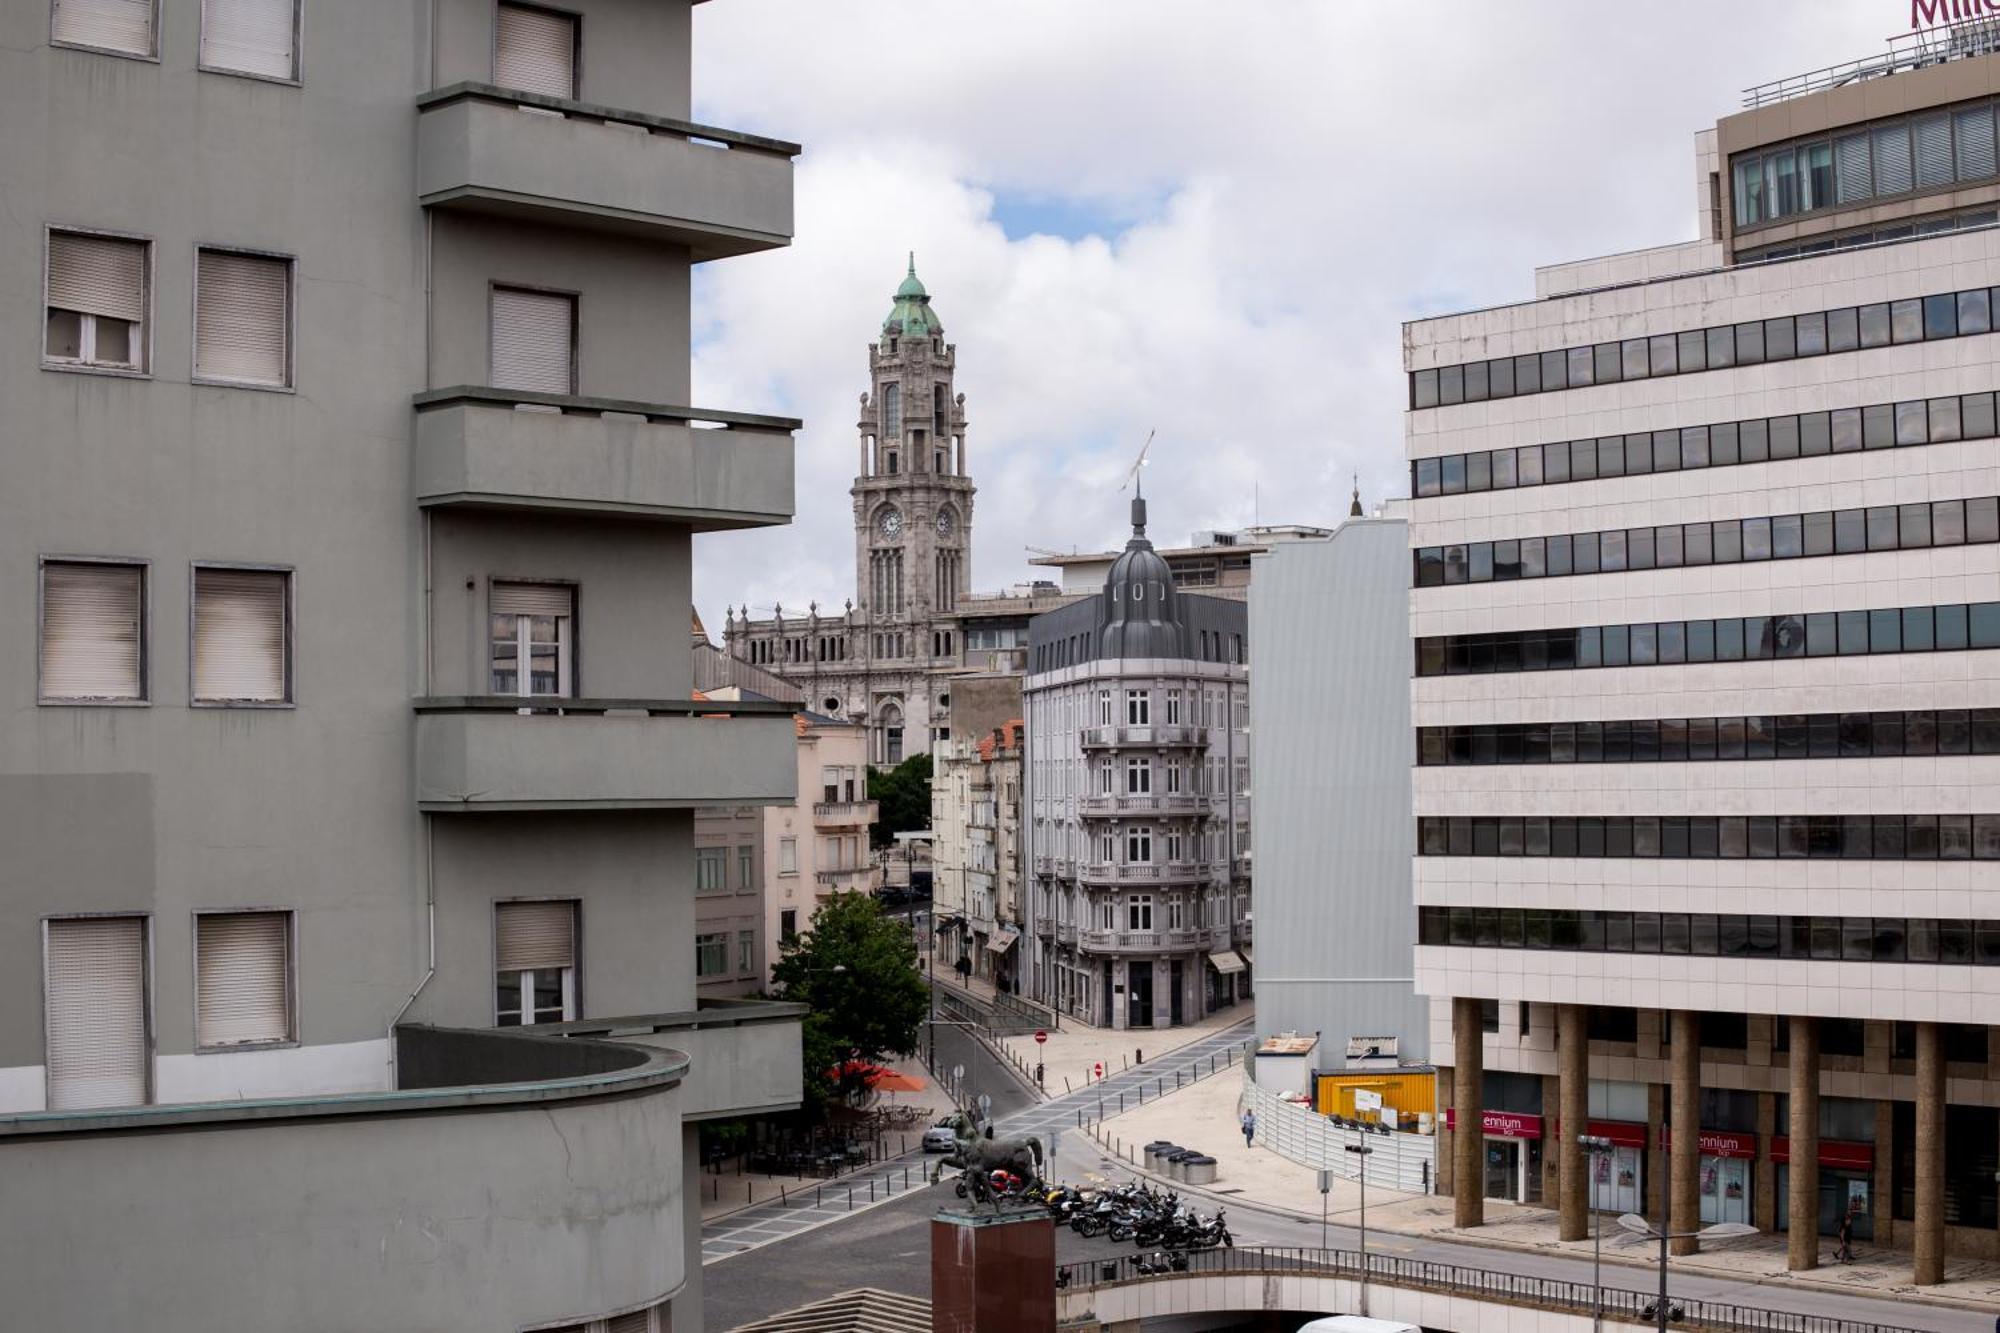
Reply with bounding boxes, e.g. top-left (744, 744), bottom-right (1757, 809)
top-left (867, 752), bottom-right (932, 848)
top-left (771, 891), bottom-right (929, 1115)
